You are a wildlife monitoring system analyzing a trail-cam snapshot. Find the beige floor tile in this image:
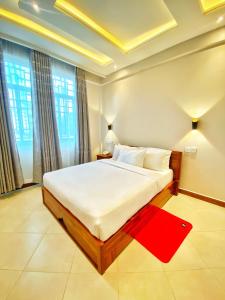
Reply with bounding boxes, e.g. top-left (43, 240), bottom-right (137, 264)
top-left (167, 269), bottom-right (225, 300)
top-left (1, 200), bottom-right (37, 215)
top-left (188, 208), bottom-right (225, 231)
top-left (106, 259), bottom-right (119, 274)
top-left (189, 231), bottom-right (225, 268)
top-left (162, 199), bottom-right (196, 228)
top-left (163, 238), bottom-right (206, 271)
top-left (164, 195), bottom-right (225, 231)
top-left (63, 273), bottom-right (118, 300)
top-left (164, 194), bottom-right (199, 211)
top-left (0, 199), bottom-right (12, 216)
top-left (1, 188), bottom-right (225, 299)
top-left (118, 272), bottom-right (174, 300)
top-left (163, 194), bottom-right (211, 215)
top-left (35, 203), bottom-right (49, 212)
top-left (166, 194), bottom-right (222, 212)
top-left (2, 188), bottom-right (42, 214)
top-left (14, 186), bottom-right (42, 201)
top-left (7, 272), bottom-right (67, 300)
top-left (46, 219), bottom-right (66, 234)
top-left (210, 268), bottom-right (225, 291)
top-left (117, 241), bottom-right (163, 272)
top-left (0, 233), bottom-right (42, 270)
top-left (16, 211), bottom-right (53, 233)
top-left (71, 246), bottom-right (100, 274)
top-left (0, 212), bottom-right (31, 232)
top-left (0, 270), bottom-right (21, 300)
top-left (0, 199), bottom-right (24, 217)
top-left (70, 245), bottom-right (118, 274)
top-left (26, 234), bottom-right (76, 272)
